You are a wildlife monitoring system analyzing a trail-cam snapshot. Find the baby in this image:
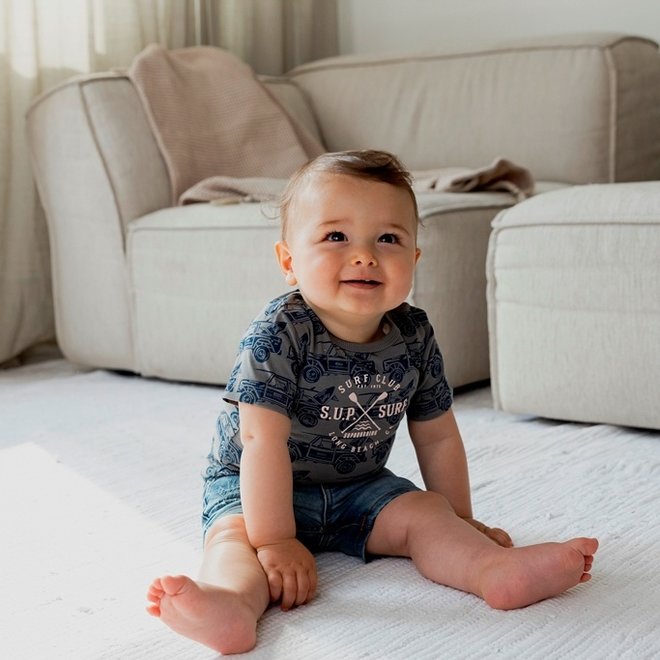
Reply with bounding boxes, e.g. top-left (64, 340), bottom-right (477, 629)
top-left (147, 150), bottom-right (598, 655)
